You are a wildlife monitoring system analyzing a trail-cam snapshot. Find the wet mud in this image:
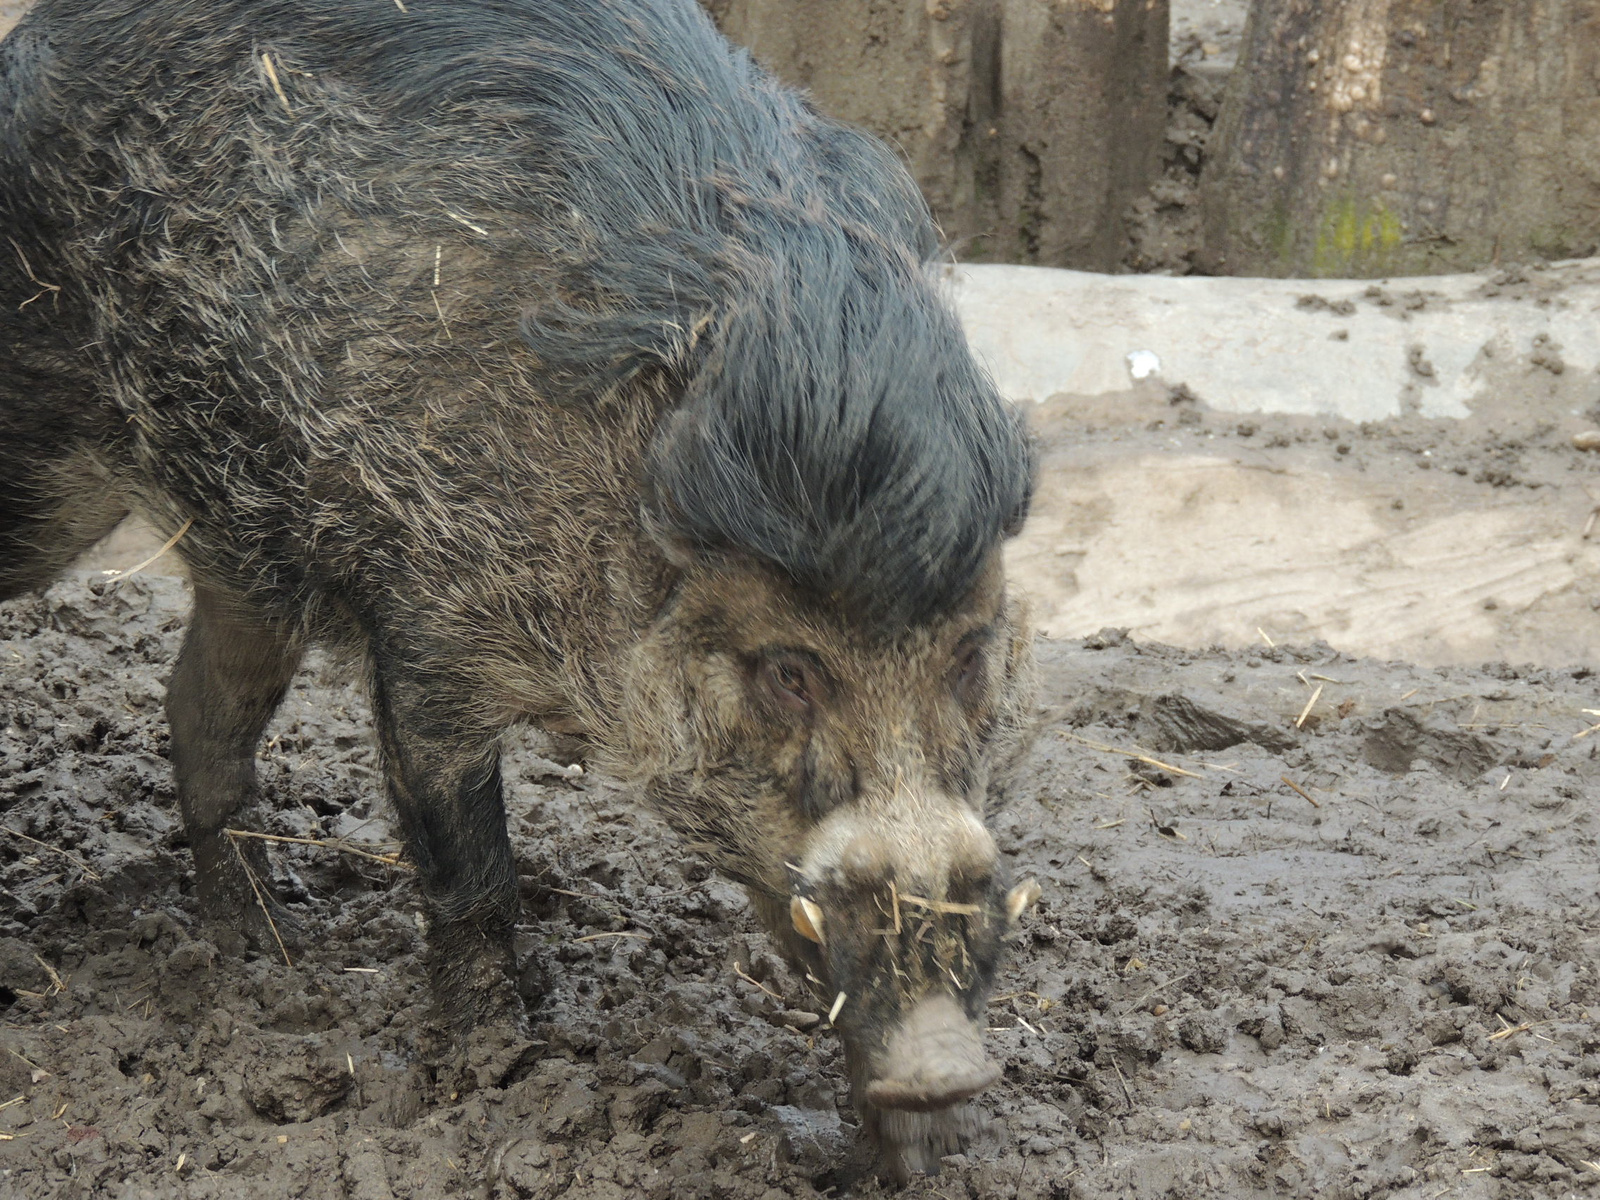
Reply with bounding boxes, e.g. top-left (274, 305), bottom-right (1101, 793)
top-left (4, 575), bottom-right (1597, 1199)
top-left (1011, 374), bottom-right (1600, 668)
top-left (2, 2), bottom-right (1597, 1195)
